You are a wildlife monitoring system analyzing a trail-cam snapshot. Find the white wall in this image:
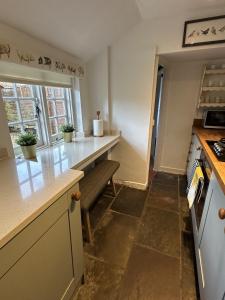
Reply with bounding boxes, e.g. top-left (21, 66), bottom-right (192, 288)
top-left (86, 8), bottom-right (225, 189)
top-left (86, 49), bottom-right (110, 134)
top-left (157, 60), bottom-right (203, 174)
